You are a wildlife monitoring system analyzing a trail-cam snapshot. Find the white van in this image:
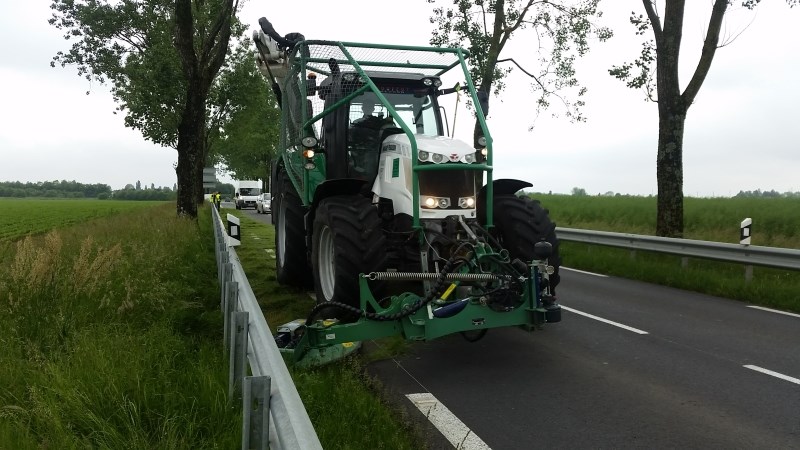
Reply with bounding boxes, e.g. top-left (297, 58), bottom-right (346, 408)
top-left (234, 180), bottom-right (261, 209)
